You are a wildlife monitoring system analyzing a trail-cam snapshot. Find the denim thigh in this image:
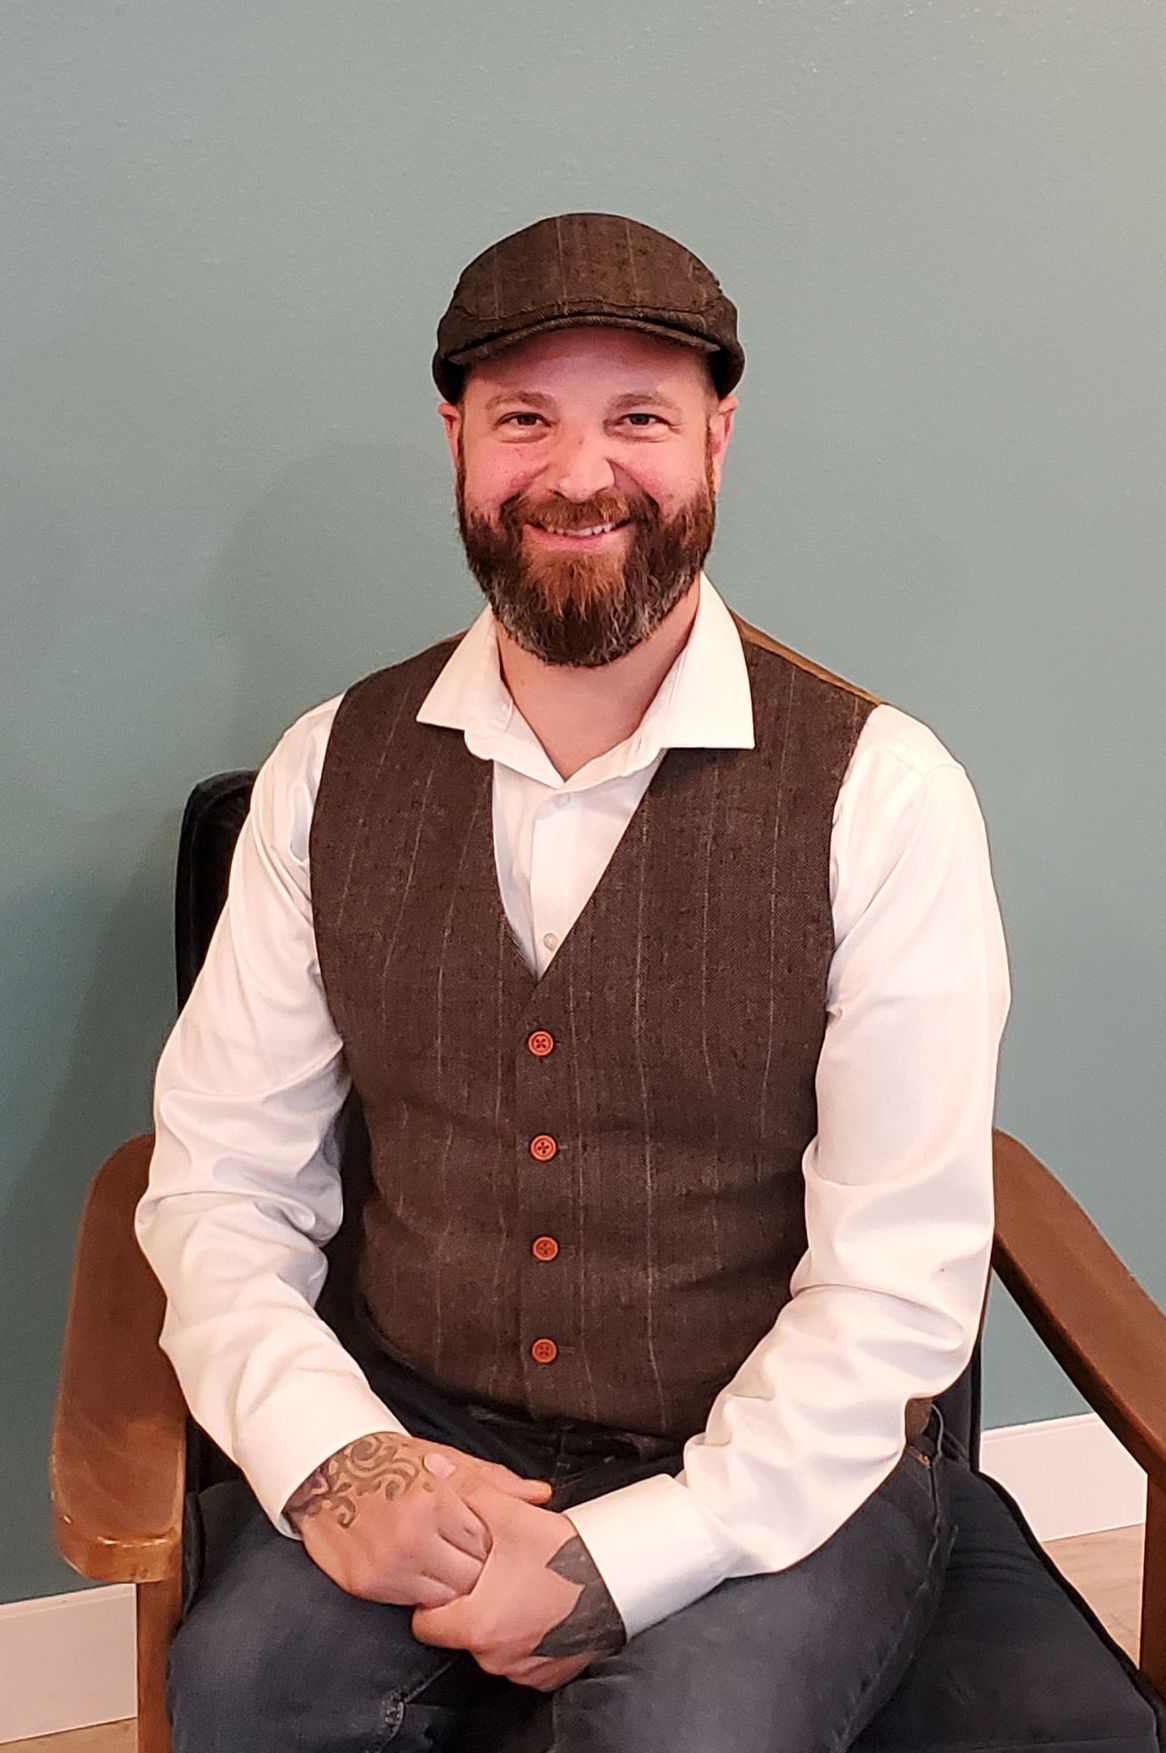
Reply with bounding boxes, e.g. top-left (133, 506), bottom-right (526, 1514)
top-left (170, 1337), bottom-right (949, 1753)
top-left (168, 1478), bottom-right (497, 1753)
top-left (461, 1423), bottom-right (954, 1753)
top-left (167, 1356), bottom-right (673, 1753)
